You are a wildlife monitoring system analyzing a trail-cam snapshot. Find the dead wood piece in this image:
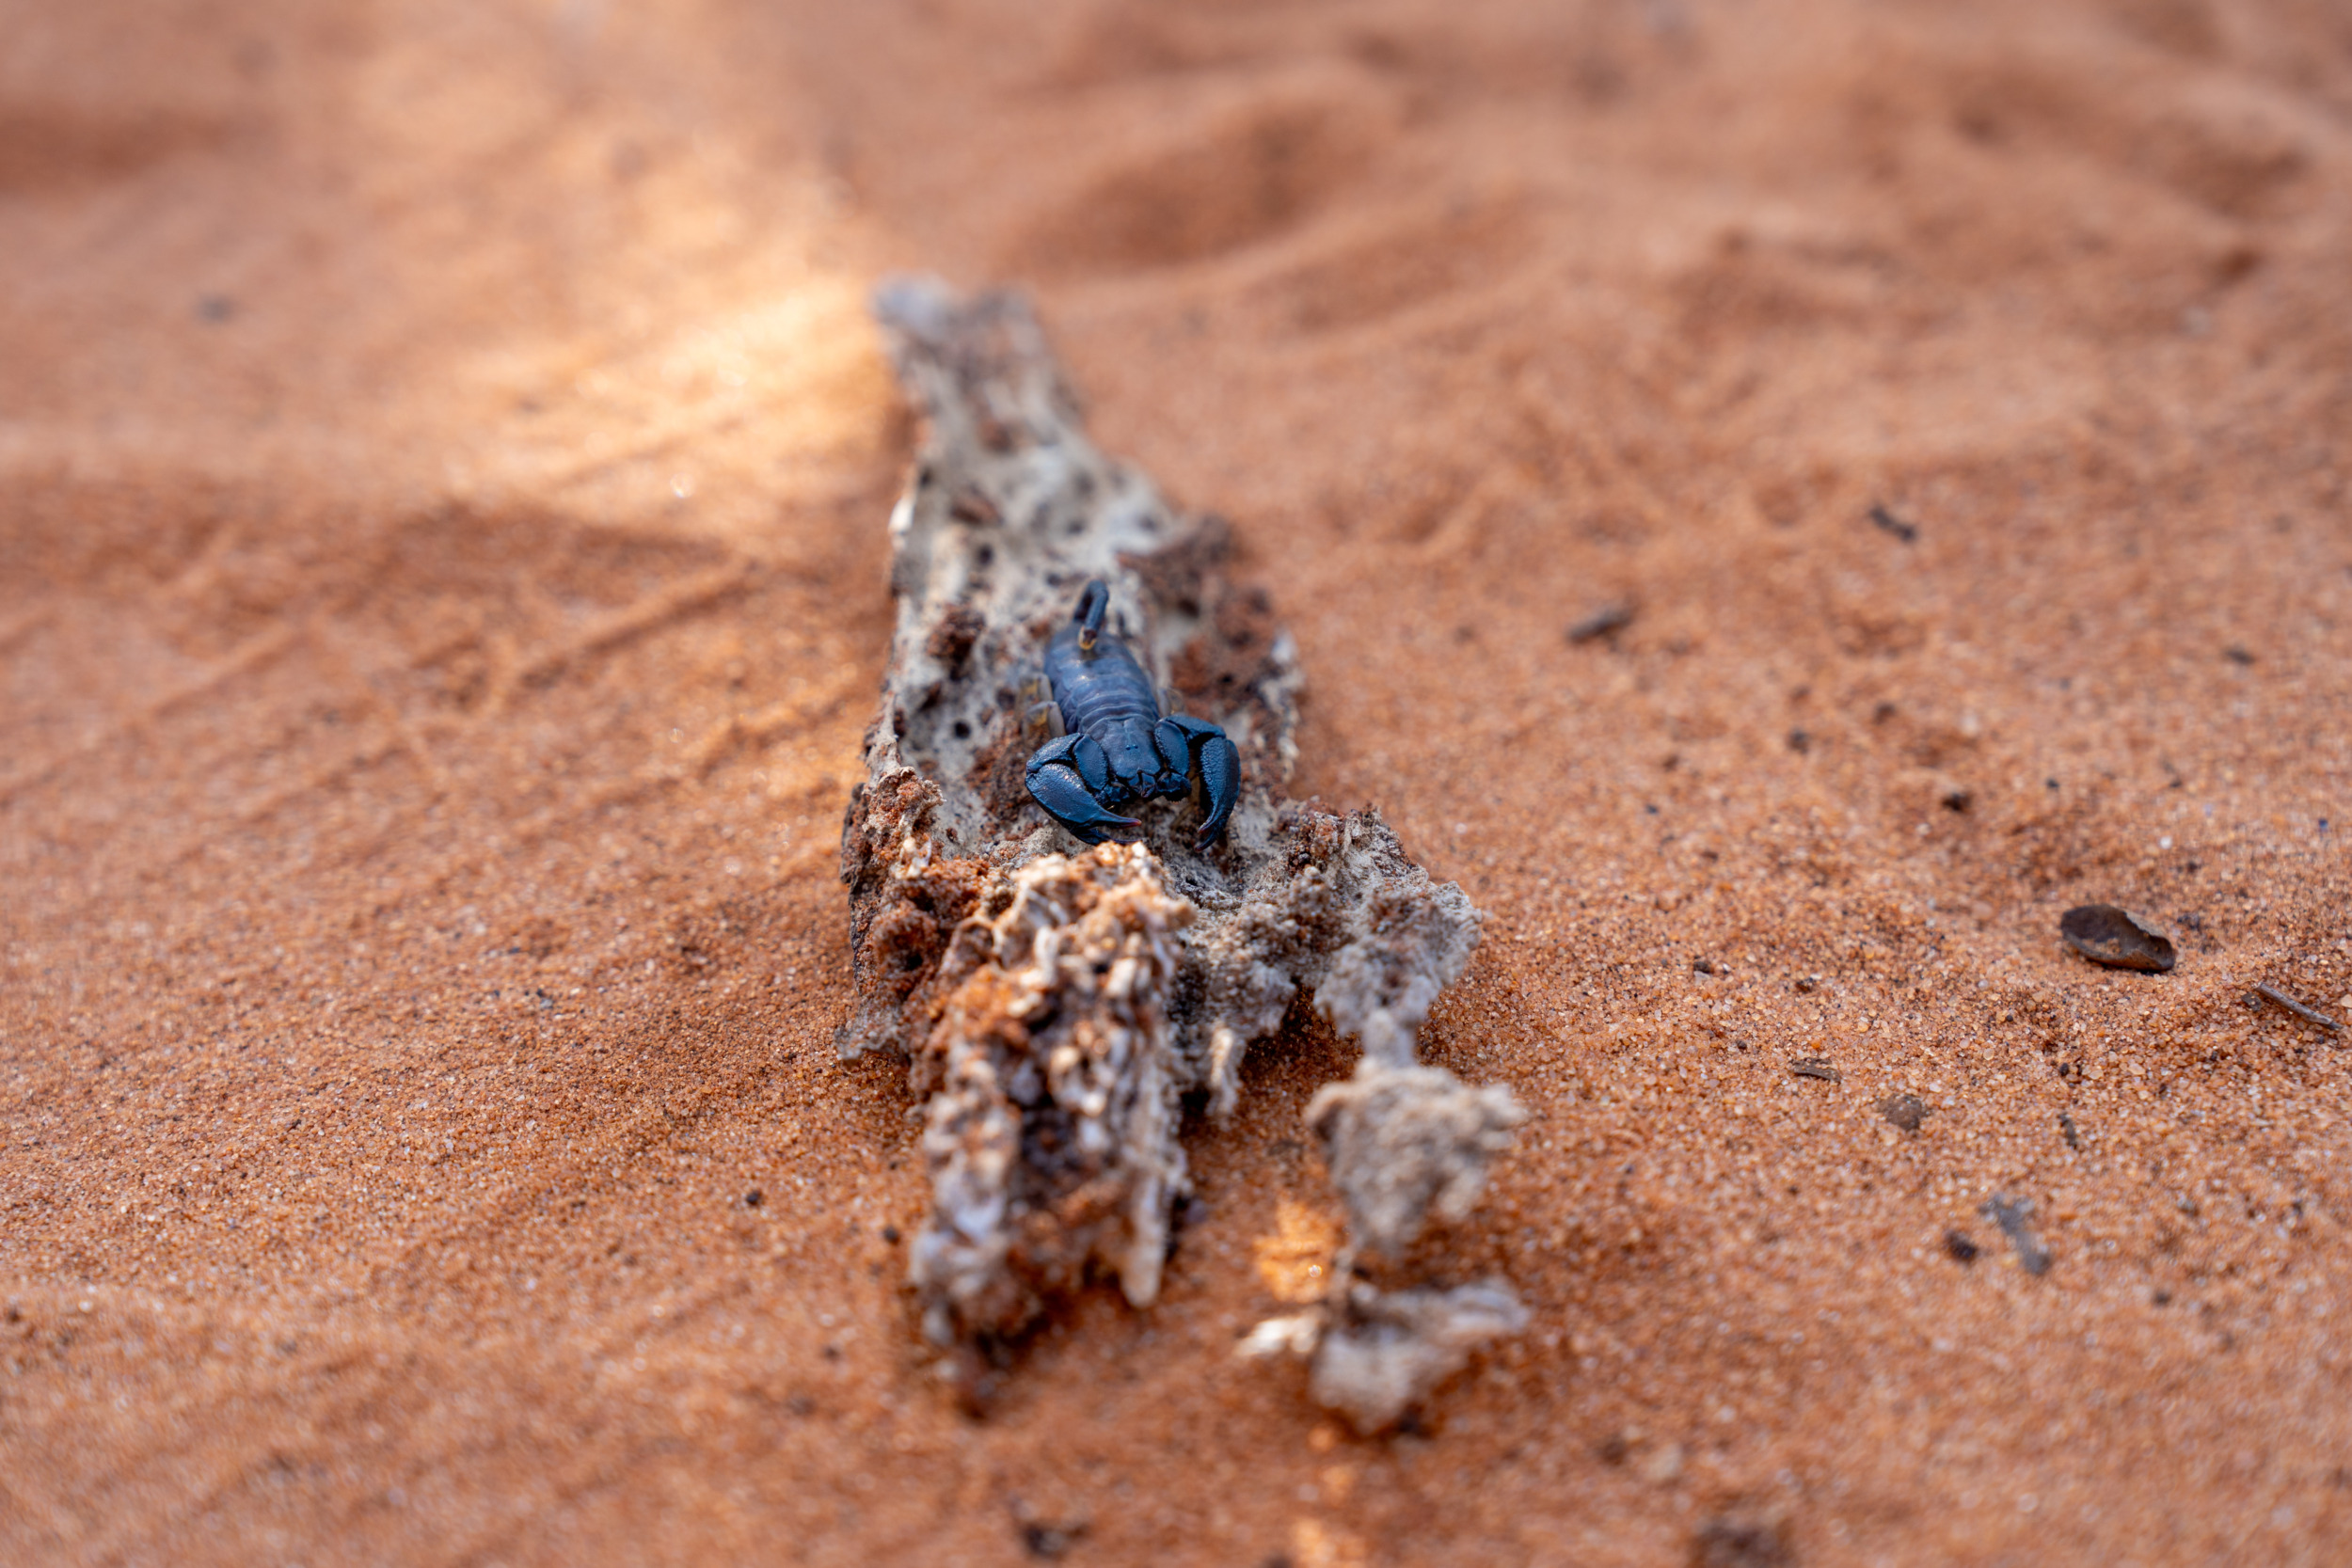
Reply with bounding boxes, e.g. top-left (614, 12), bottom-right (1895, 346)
top-left (1306, 1061), bottom-right (1526, 1256)
top-left (1302, 1281), bottom-right (1530, 1434)
top-left (910, 845), bottom-right (1190, 1344)
top-left (840, 279), bottom-right (1520, 1386)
